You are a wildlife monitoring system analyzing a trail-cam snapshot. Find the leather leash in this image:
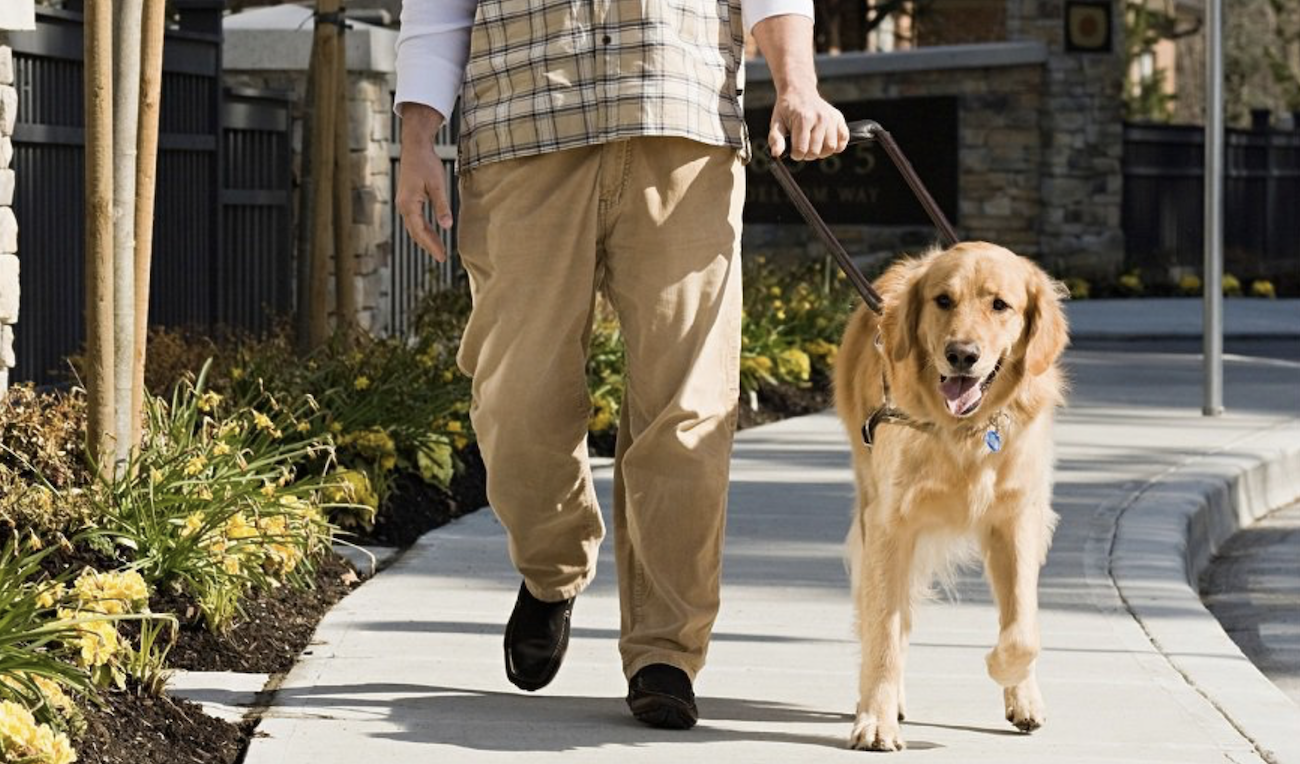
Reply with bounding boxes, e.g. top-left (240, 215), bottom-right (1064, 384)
top-left (767, 119), bottom-right (959, 317)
